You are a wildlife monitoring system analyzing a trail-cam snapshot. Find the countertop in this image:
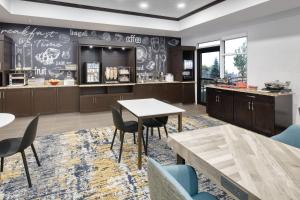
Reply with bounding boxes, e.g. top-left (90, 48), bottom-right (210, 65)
top-left (168, 124), bottom-right (300, 200)
top-left (0, 81), bottom-right (195, 90)
top-left (0, 84), bottom-right (79, 90)
top-left (207, 85), bottom-right (292, 97)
